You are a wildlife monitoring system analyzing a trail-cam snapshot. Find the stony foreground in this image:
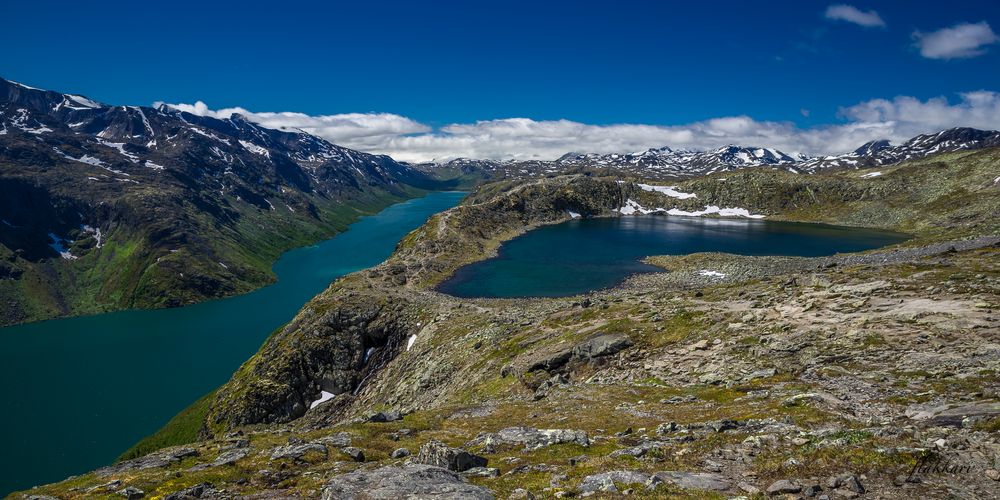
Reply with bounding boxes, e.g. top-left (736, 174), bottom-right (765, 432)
top-left (17, 238), bottom-right (1000, 499)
